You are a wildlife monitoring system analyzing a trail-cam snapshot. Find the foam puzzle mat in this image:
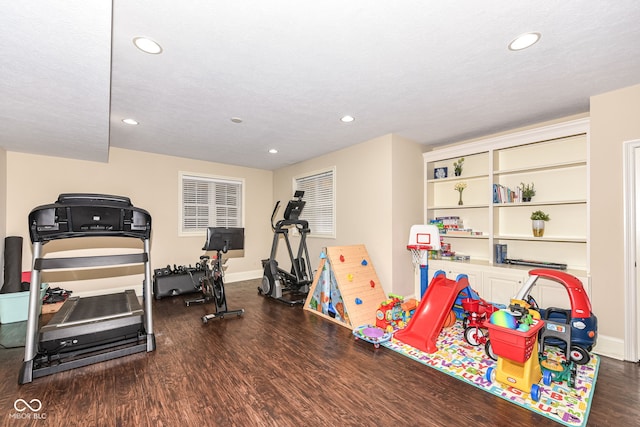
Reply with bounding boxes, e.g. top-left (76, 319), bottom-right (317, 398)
top-left (381, 322), bottom-right (599, 427)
